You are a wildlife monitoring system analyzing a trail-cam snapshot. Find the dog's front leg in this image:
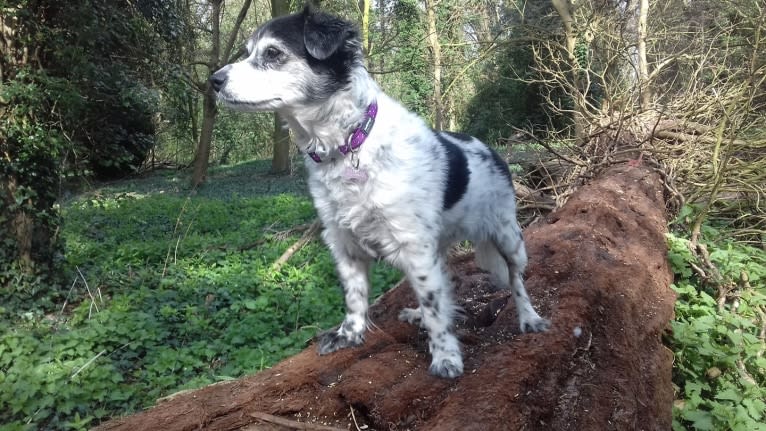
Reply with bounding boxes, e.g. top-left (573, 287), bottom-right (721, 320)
top-left (317, 227), bottom-right (372, 355)
top-left (398, 246), bottom-right (463, 378)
